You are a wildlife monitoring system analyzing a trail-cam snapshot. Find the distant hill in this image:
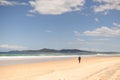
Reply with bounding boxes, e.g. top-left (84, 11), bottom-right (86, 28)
top-left (10, 48), bottom-right (89, 53)
top-left (59, 49), bottom-right (88, 53)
